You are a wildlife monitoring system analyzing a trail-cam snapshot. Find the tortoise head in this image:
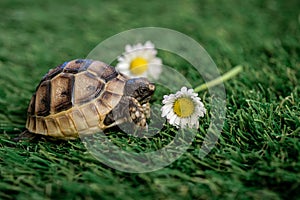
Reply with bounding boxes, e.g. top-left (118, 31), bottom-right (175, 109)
top-left (124, 78), bottom-right (155, 104)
